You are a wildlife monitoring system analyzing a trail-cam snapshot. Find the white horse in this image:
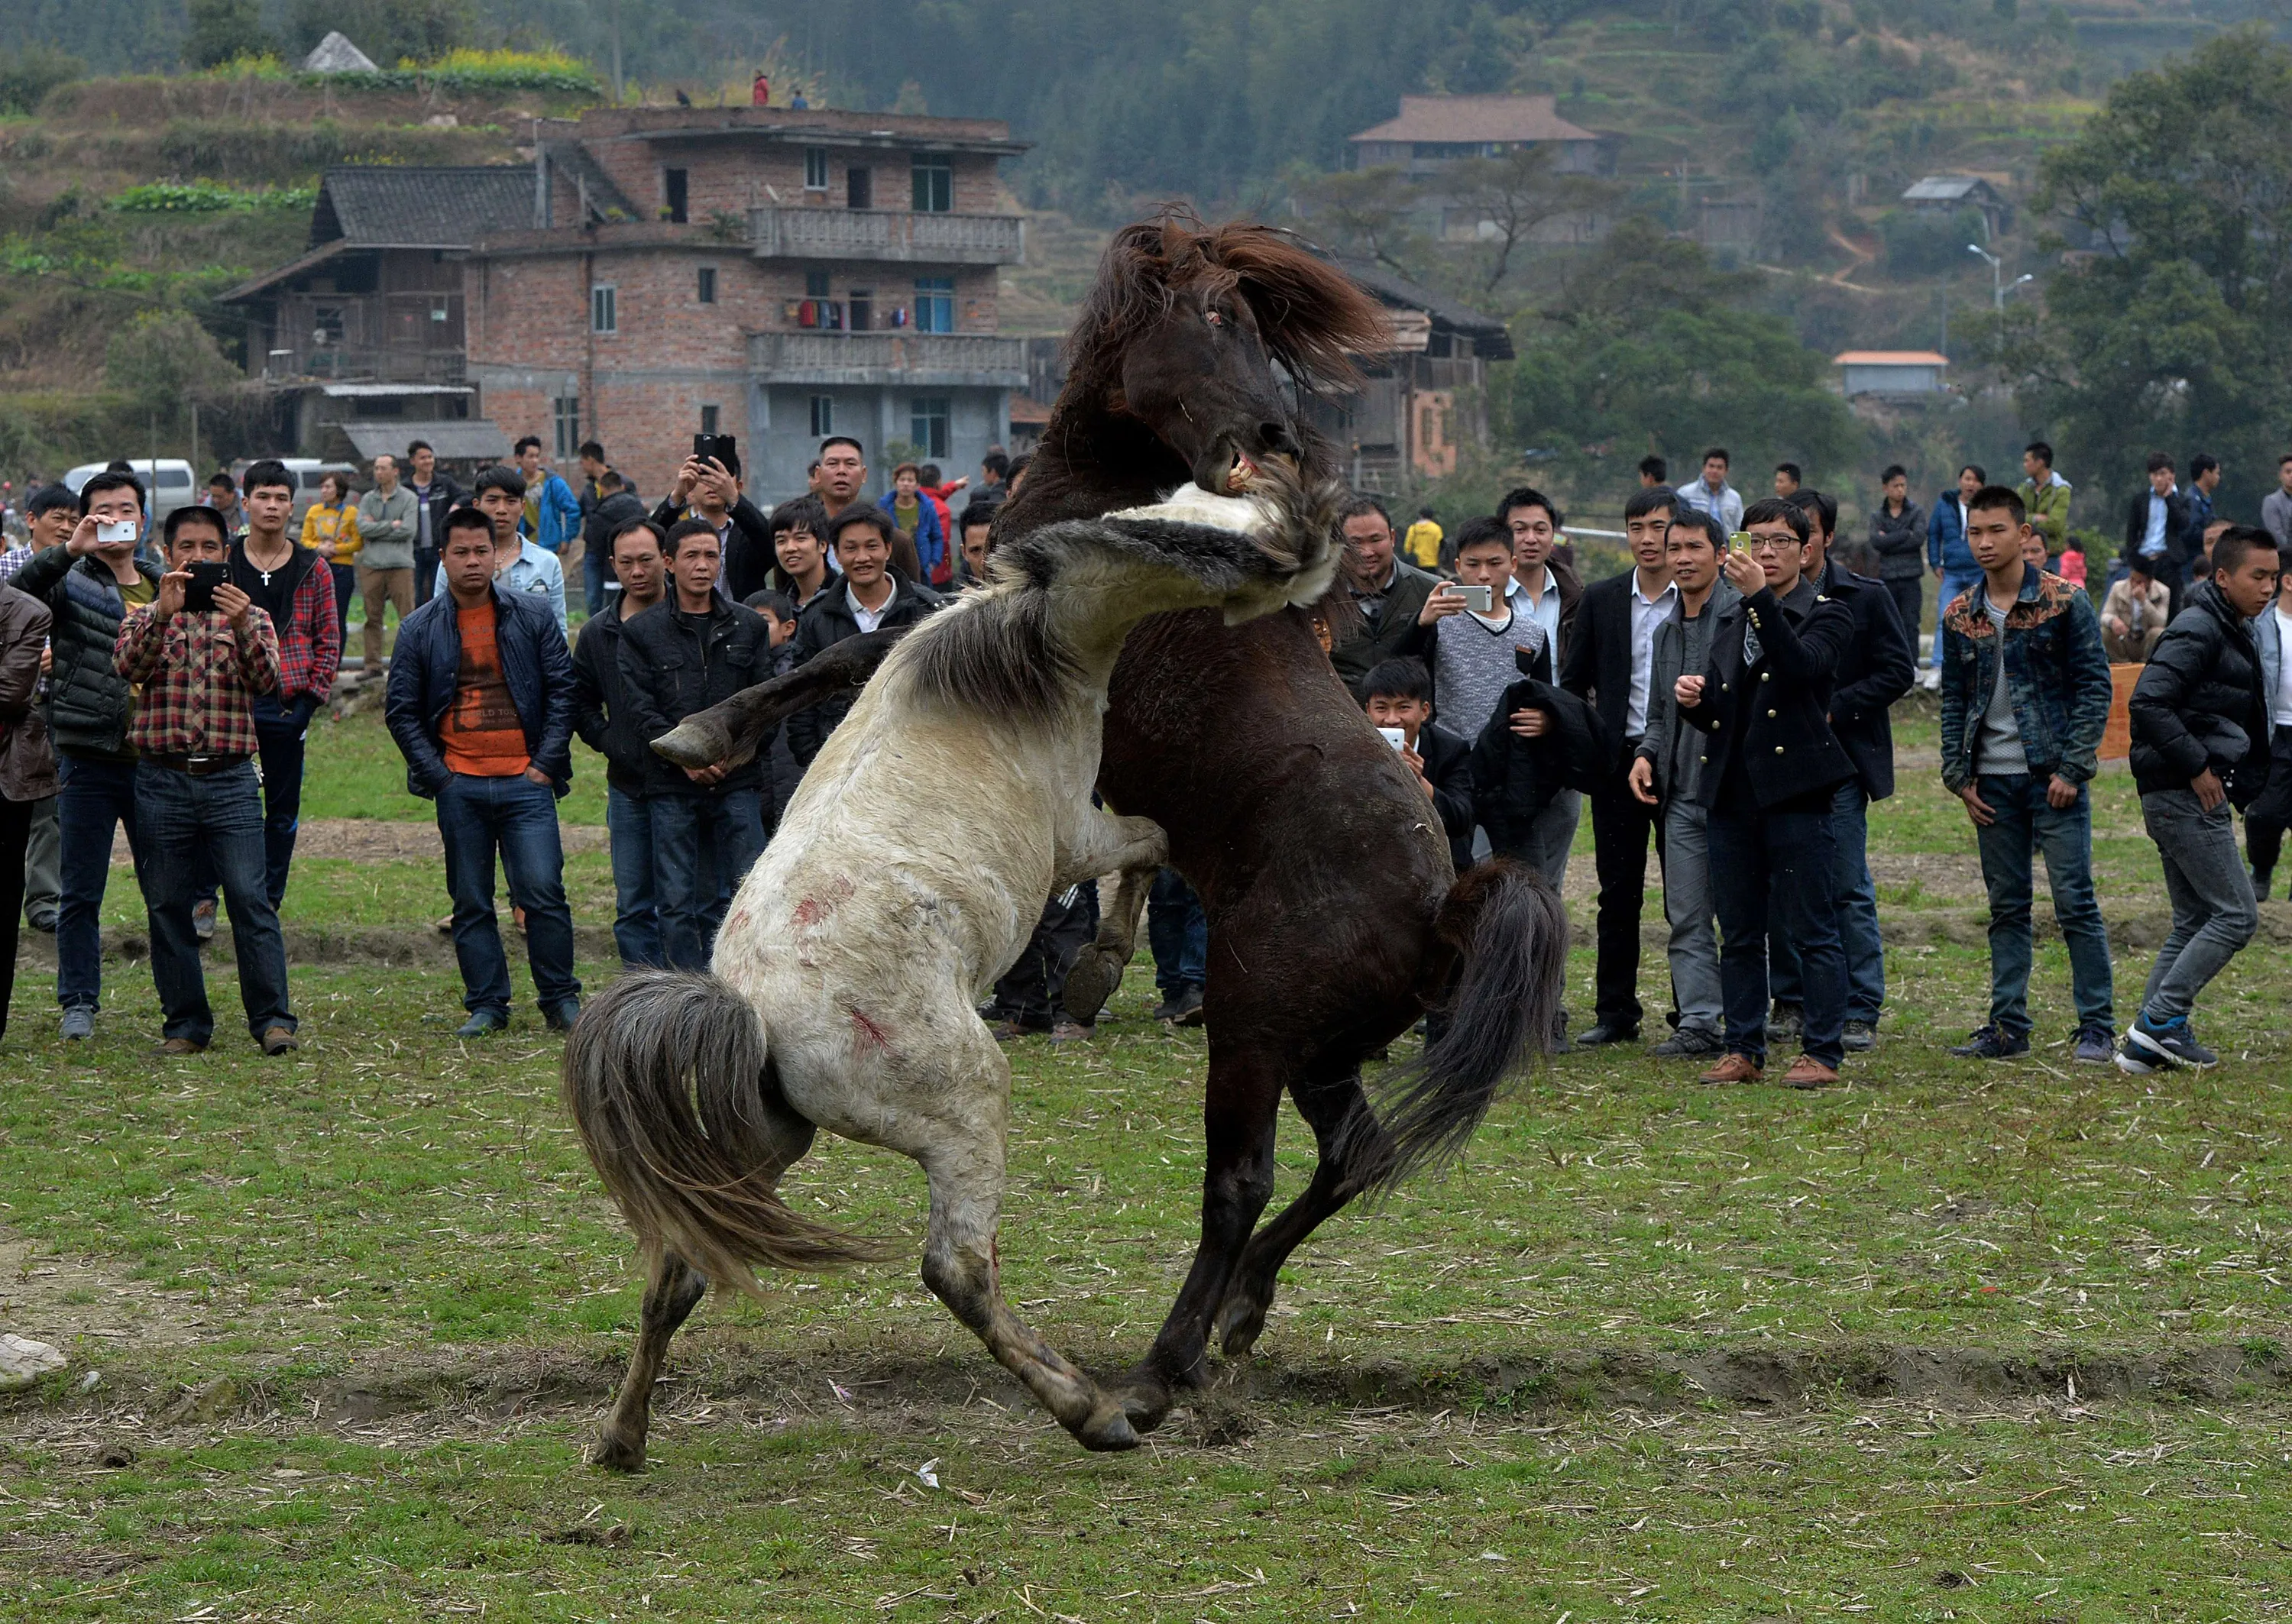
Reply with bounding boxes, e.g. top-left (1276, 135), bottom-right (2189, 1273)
top-left (565, 466), bottom-right (1342, 1460)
